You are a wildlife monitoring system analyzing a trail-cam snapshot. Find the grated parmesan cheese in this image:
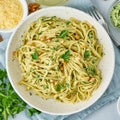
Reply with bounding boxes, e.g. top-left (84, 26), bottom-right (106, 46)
top-left (0, 0), bottom-right (23, 29)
